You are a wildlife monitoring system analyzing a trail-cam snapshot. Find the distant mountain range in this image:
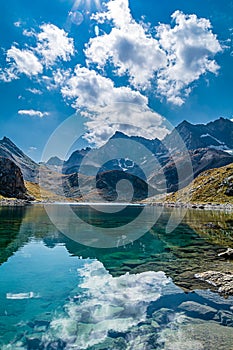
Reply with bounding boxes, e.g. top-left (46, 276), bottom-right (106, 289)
top-left (62, 117), bottom-right (233, 173)
top-left (0, 117), bottom-right (233, 201)
top-left (59, 117), bottom-right (233, 196)
top-left (164, 117), bottom-right (233, 151)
